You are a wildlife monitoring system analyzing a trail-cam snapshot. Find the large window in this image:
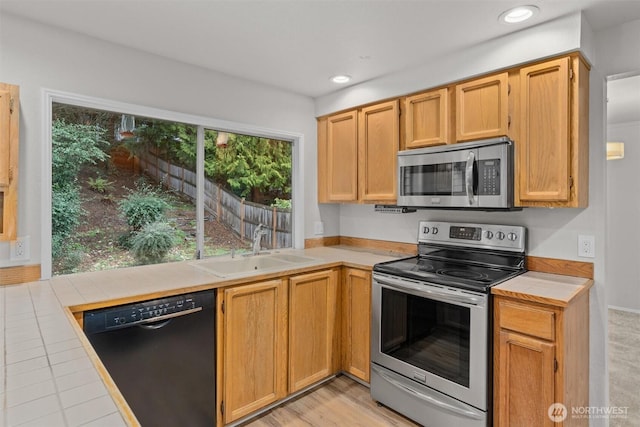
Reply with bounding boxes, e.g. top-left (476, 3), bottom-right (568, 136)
top-left (50, 101), bottom-right (294, 276)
